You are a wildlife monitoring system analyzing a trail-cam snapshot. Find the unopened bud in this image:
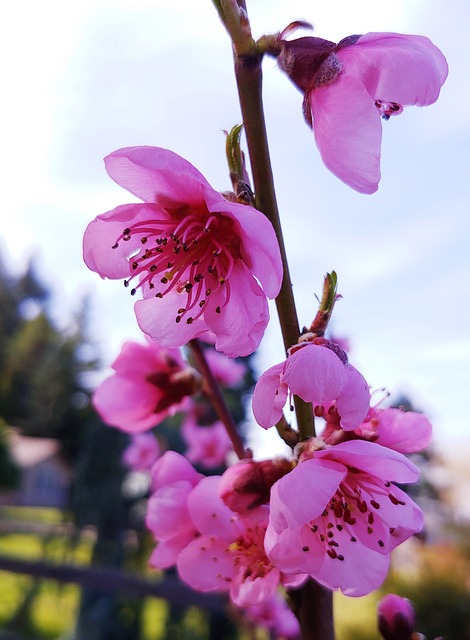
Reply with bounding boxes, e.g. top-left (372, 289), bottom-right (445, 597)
top-left (378, 594), bottom-right (415, 640)
top-left (220, 458), bottom-right (293, 512)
